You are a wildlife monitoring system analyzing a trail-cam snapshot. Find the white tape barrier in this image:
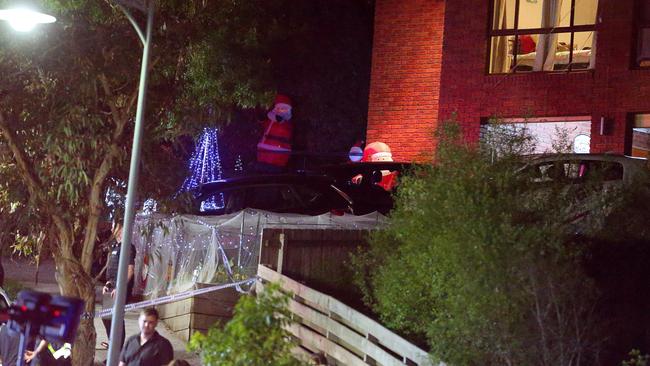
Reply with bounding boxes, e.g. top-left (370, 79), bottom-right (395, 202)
top-left (95, 277), bottom-right (256, 318)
